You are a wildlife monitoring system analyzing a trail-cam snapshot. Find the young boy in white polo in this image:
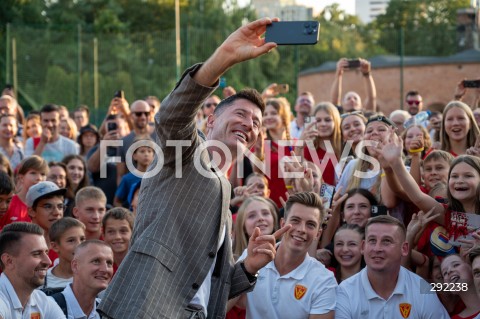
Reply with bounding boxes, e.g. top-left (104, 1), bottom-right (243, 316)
top-left (231, 192), bottom-right (337, 319)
